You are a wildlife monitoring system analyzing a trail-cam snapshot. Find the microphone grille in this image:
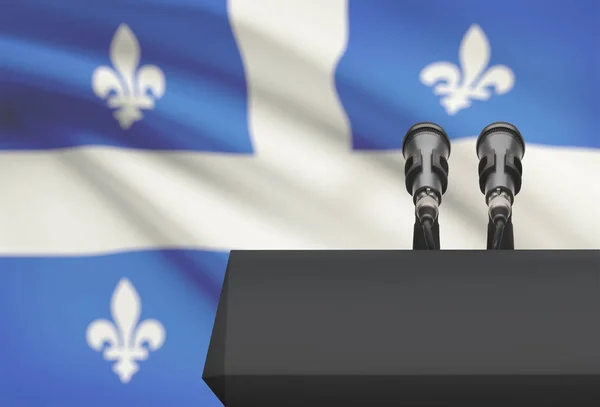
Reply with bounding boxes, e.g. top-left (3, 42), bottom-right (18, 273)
top-left (402, 122), bottom-right (451, 154)
top-left (477, 122), bottom-right (525, 154)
